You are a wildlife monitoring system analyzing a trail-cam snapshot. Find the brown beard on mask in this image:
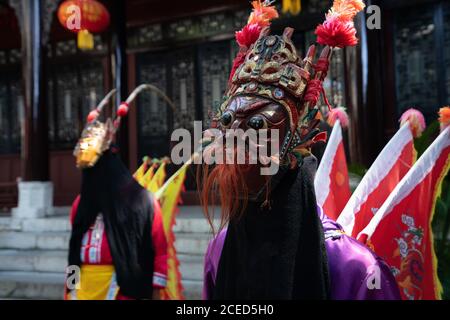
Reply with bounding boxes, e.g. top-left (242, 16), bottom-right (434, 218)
top-left (197, 146), bottom-right (271, 234)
